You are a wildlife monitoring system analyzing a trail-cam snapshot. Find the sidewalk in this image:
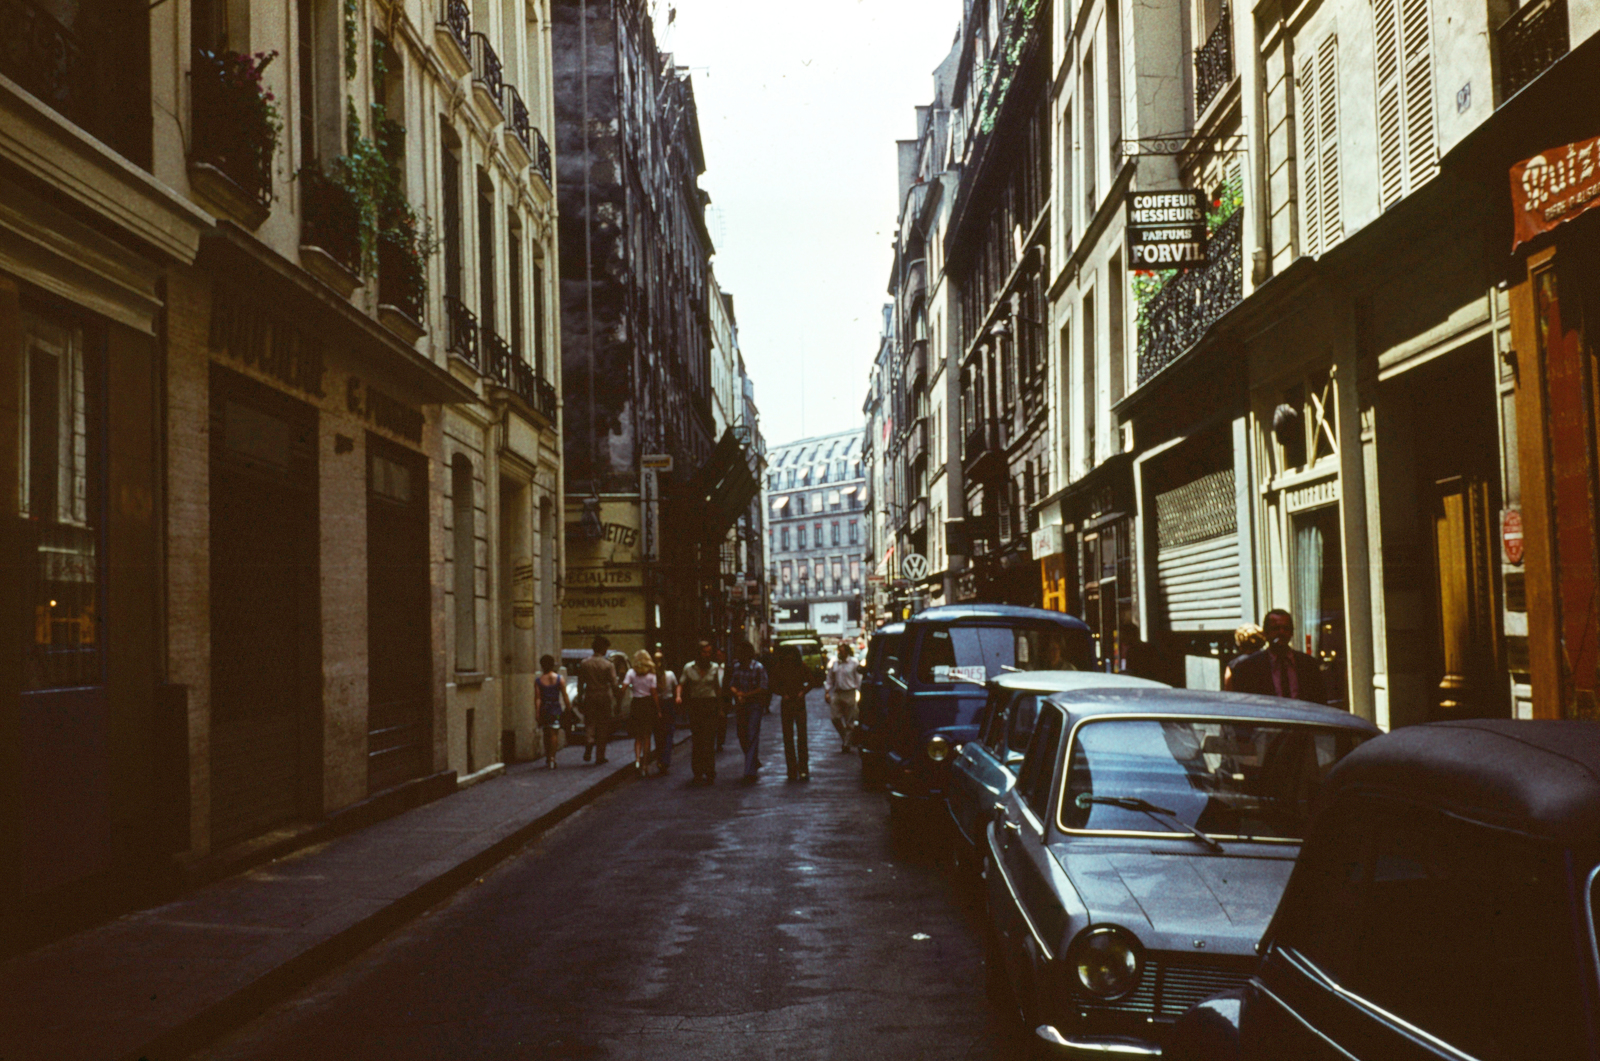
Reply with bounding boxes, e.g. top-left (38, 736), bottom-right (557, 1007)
top-left (0, 734), bottom-right (685, 1061)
